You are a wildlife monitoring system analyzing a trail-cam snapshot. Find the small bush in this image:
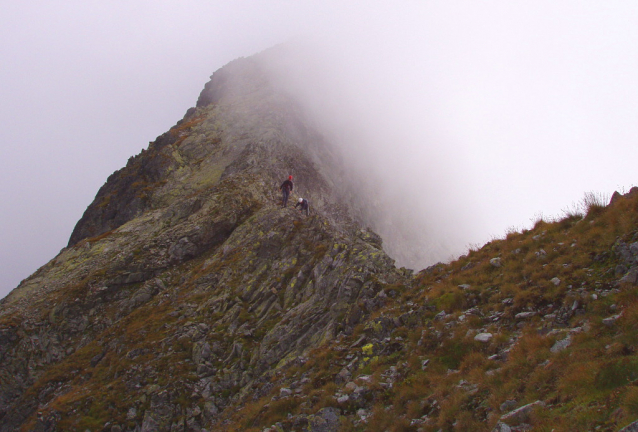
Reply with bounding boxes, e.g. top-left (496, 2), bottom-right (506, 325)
top-left (435, 290), bottom-right (467, 312)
